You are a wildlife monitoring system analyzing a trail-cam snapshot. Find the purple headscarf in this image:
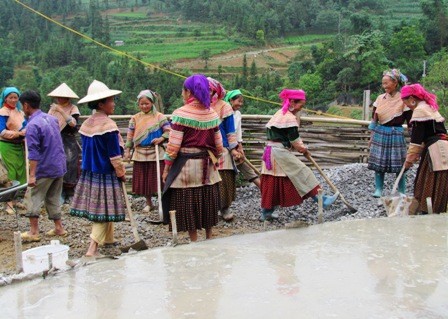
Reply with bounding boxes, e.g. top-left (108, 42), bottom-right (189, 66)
top-left (184, 74), bottom-right (211, 109)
